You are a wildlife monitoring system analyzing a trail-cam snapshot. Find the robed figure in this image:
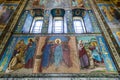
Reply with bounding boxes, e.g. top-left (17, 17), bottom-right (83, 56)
top-left (6, 39), bottom-right (26, 73)
top-left (62, 42), bottom-right (72, 67)
top-left (0, 6), bottom-right (13, 24)
top-left (89, 42), bottom-right (102, 64)
top-left (25, 39), bottom-right (36, 68)
top-left (41, 41), bottom-right (53, 68)
top-left (78, 40), bottom-right (89, 68)
top-left (54, 39), bottom-right (63, 67)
